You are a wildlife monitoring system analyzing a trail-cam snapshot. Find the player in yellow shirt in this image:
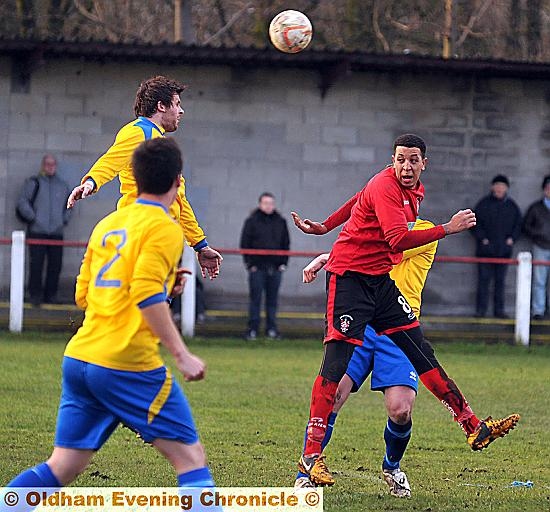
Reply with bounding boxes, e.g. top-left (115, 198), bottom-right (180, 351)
top-left (67, 75), bottom-right (222, 279)
top-left (4, 138), bottom-right (217, 494)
